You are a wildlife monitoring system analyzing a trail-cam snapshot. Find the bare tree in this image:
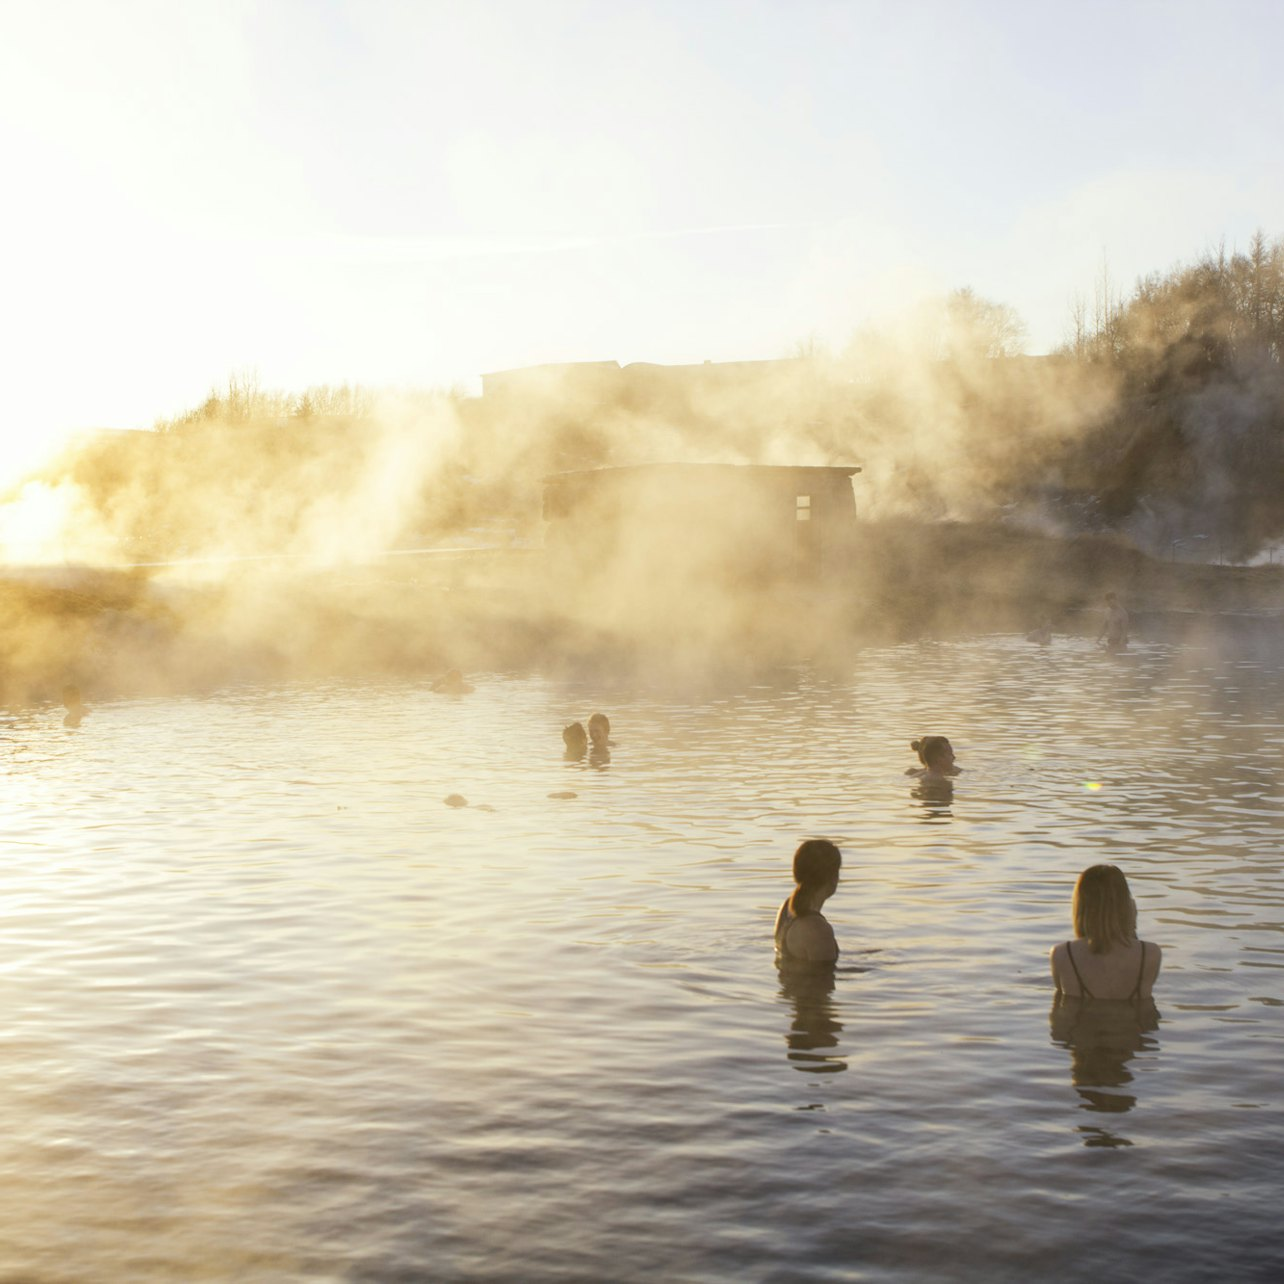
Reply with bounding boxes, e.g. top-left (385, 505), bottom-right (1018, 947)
top-left (944, 287), bottom-right (1028, 359)
top-left (1066, 290), bottom-right (1089, 356)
